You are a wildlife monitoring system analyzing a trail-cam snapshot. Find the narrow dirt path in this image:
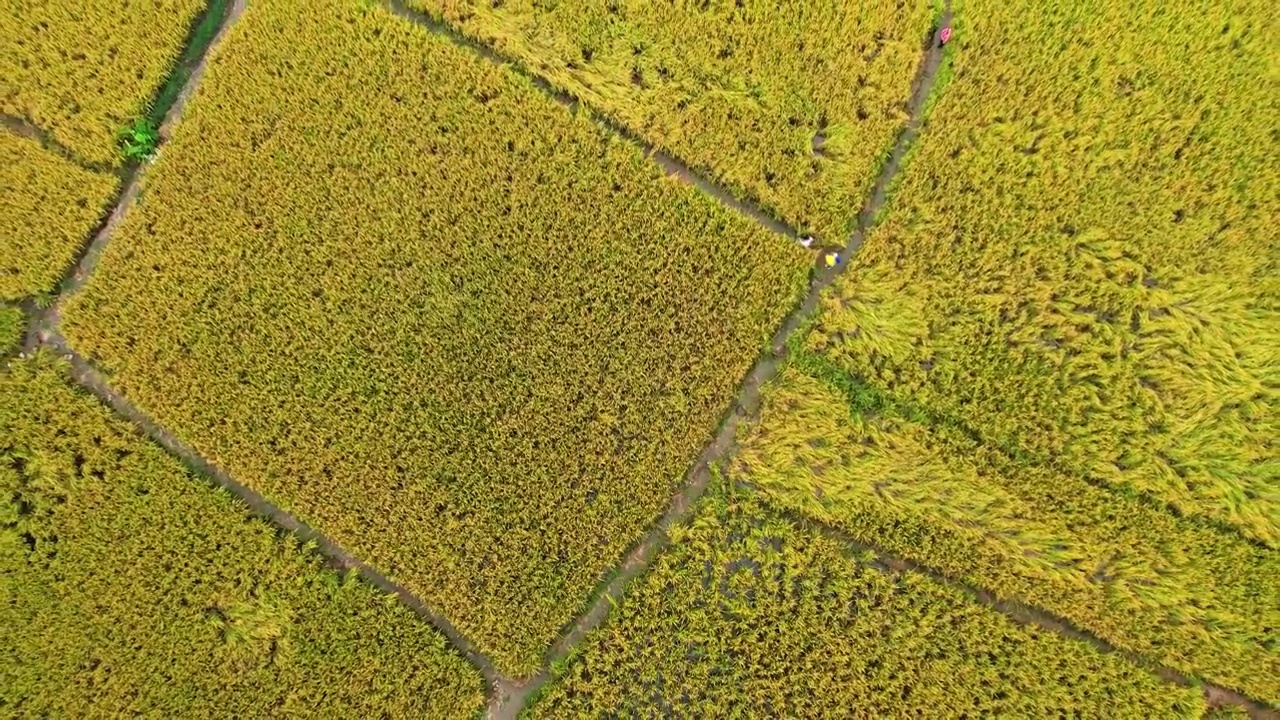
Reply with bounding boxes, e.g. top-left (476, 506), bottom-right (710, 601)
top-left (759, 496), bottom-right (1278, 718)
top-left (482, 5), bottom-right (956, 718)
top-left (380, 0), bottom-right (801, 242)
